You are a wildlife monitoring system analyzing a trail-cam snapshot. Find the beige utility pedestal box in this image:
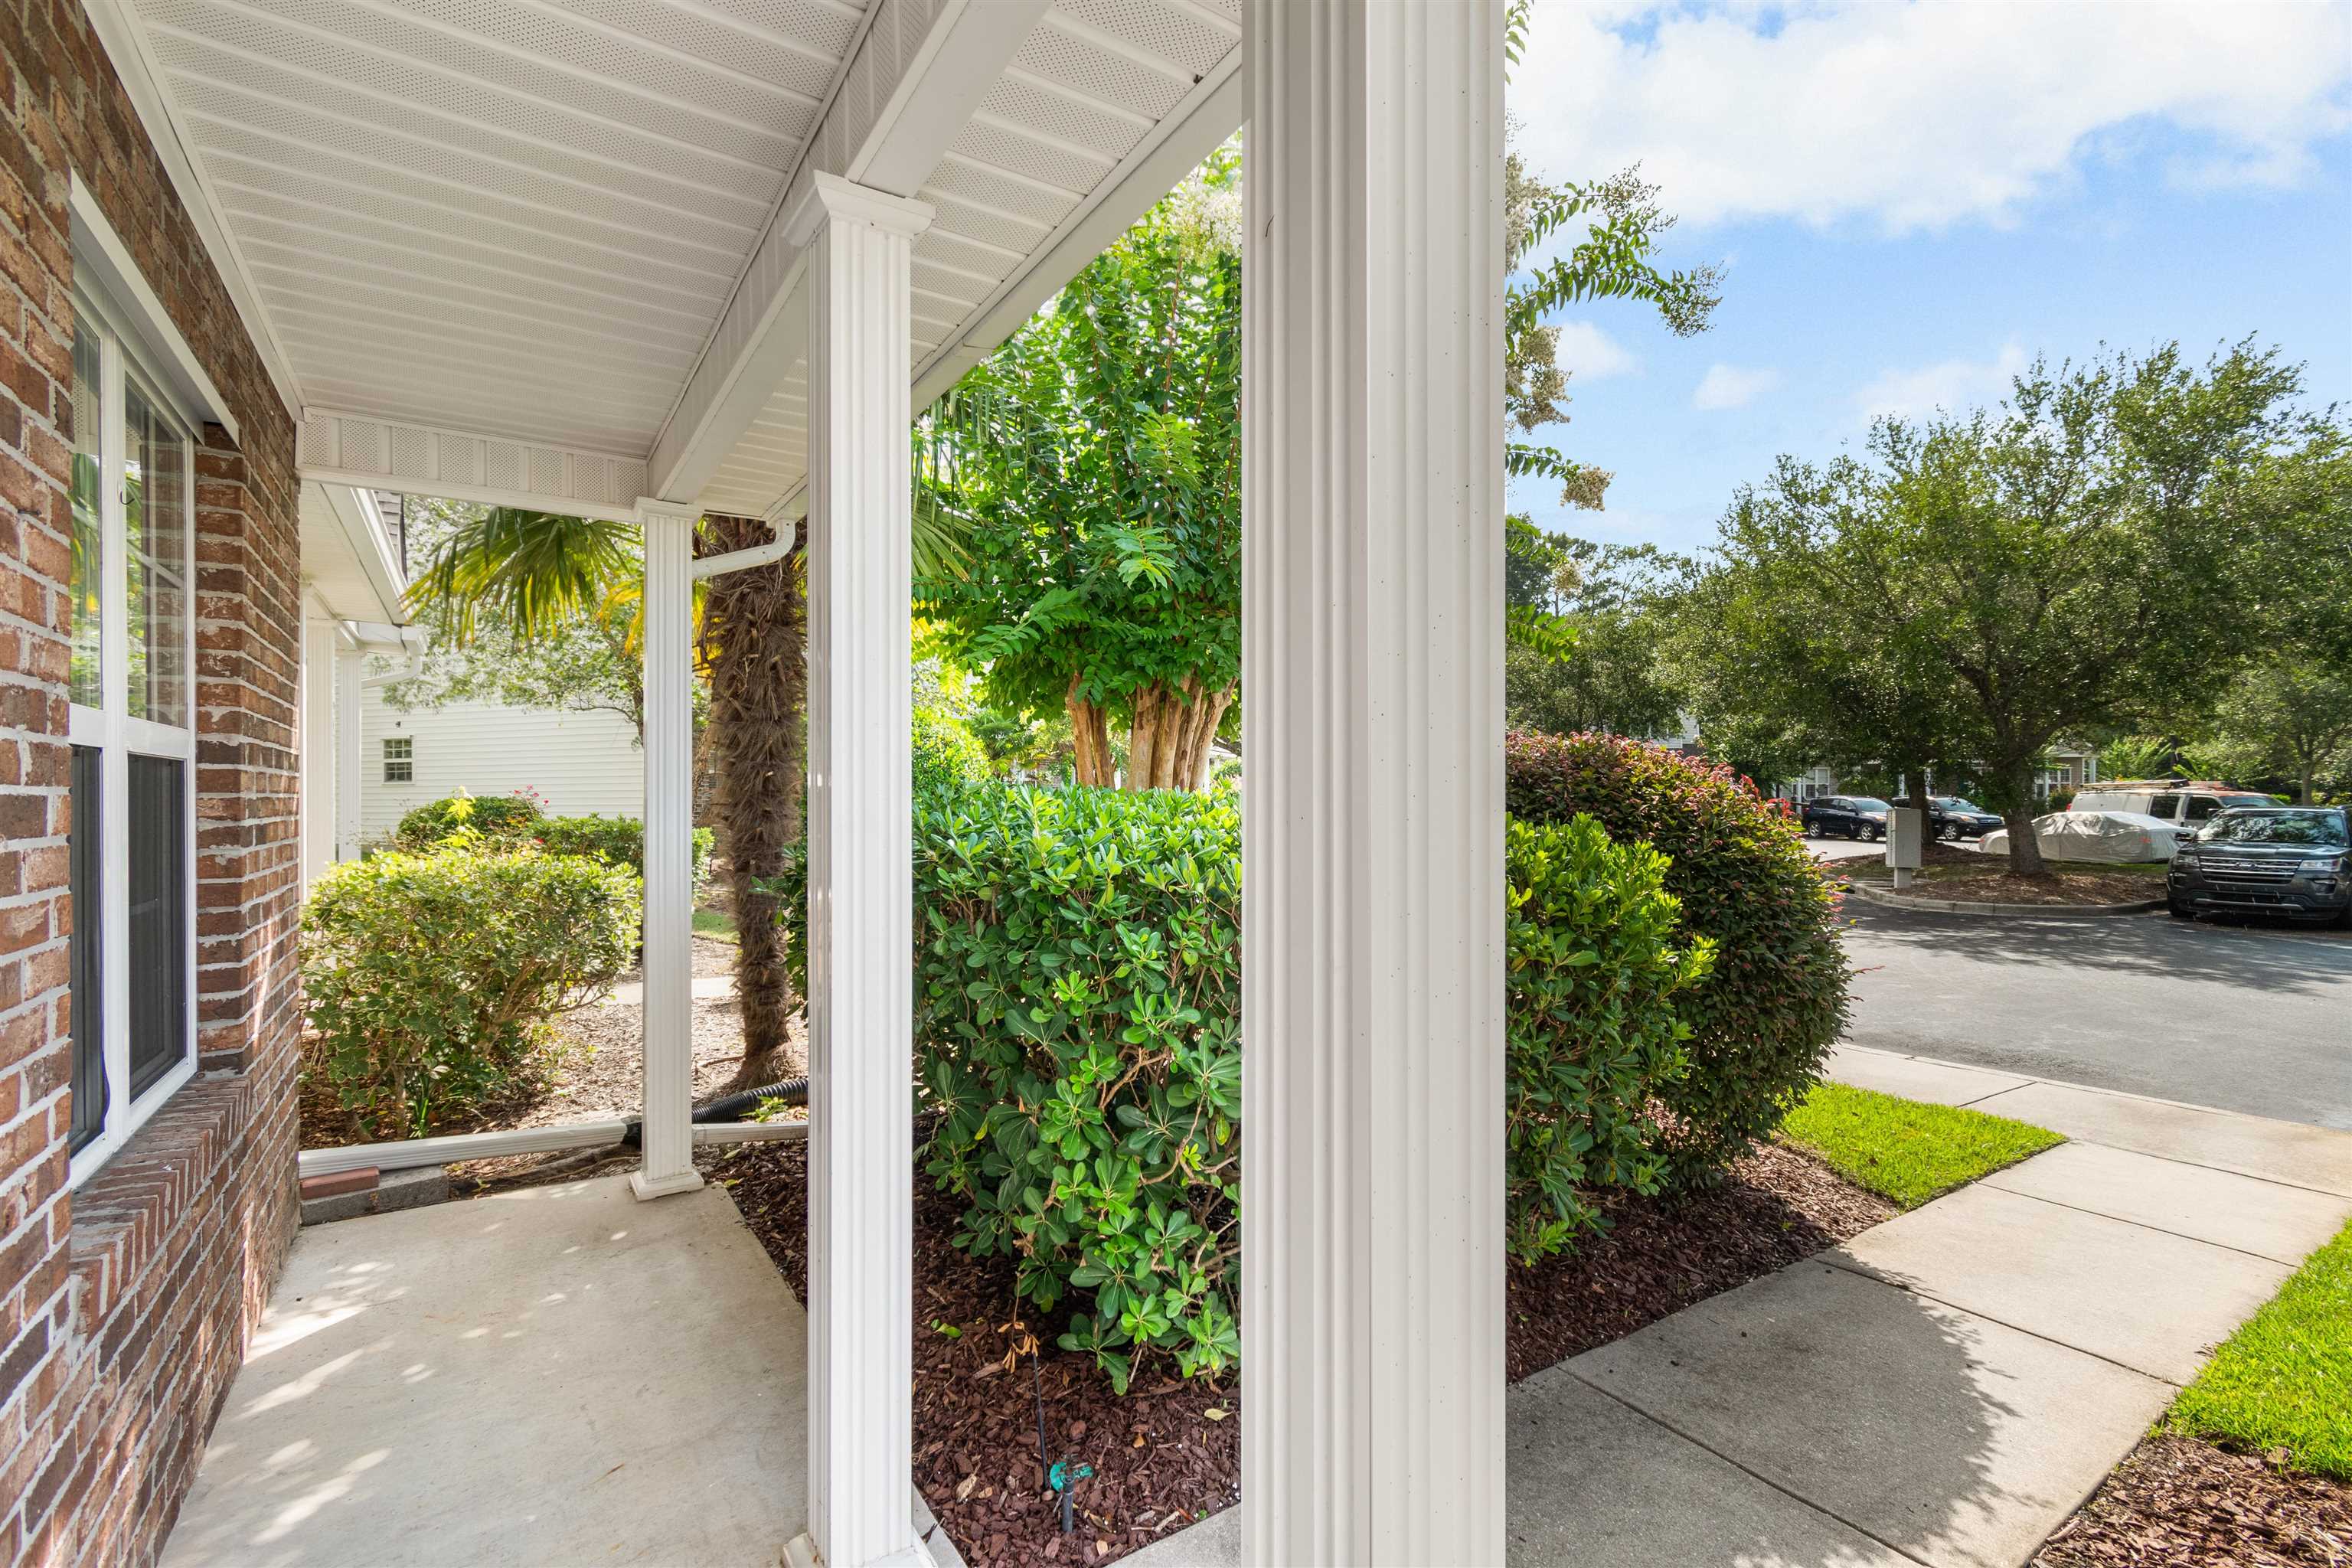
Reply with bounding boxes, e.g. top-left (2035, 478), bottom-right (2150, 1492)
top-left (1885, 808), bottom-right (1925, 890)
